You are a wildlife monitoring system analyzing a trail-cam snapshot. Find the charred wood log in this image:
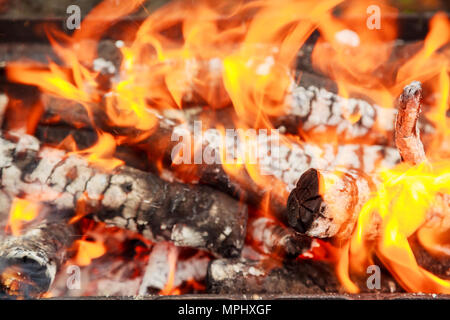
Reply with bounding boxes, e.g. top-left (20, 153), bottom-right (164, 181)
top-left (0, 132), bottom-right (247, 257)
top-left (287, 167), bottom-right (450, 240)
top-left (206, 258), bottom-right (399, 294)
top-left (287, 168), bottom-right (376, 239)
top-left (0, 209), bottom-right (76, 297)
top-left (36, 94), bottom-right (401, 227)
